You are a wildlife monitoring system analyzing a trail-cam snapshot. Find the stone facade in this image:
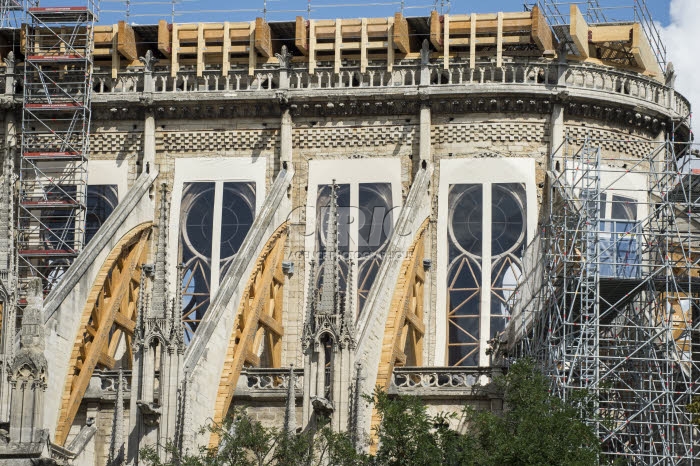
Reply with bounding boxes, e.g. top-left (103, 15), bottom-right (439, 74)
top-left (0, 9), bottom-right (691, 465)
